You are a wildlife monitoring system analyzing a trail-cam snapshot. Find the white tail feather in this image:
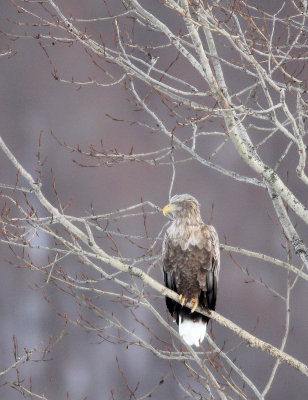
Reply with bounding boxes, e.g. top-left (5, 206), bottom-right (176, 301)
top-left (178, 317), bottom-right (207, 347)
